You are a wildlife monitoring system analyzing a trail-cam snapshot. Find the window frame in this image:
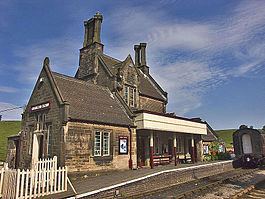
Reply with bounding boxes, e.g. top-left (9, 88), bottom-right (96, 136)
top-left (124, 85), bottom-right (136, 107)
top-left (35, 112), bottom-right (46, 132)
top-left (93, 130), bottom-right (111, 157)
